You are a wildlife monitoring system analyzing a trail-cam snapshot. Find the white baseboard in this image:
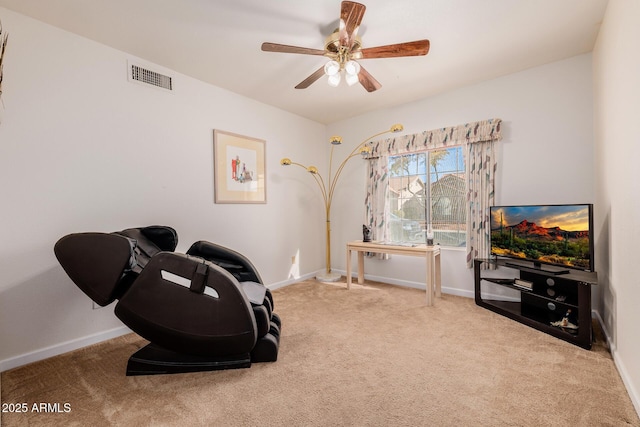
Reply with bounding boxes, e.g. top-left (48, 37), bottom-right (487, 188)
top-left (0, 326), bottom-right (131, 373)
top-left (332, 269), bottom-right (474, 299)
top-left (267, 271), bottom-right (317, 290)
top-left (612, 349), bottom-right (640, 417)
top-left (592, 311), bottom-right (640, 417)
